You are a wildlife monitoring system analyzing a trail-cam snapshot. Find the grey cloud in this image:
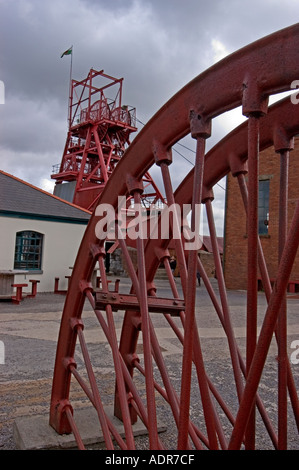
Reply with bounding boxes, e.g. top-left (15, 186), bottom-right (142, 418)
top-left (0, 0), bottom-right (298, 232)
